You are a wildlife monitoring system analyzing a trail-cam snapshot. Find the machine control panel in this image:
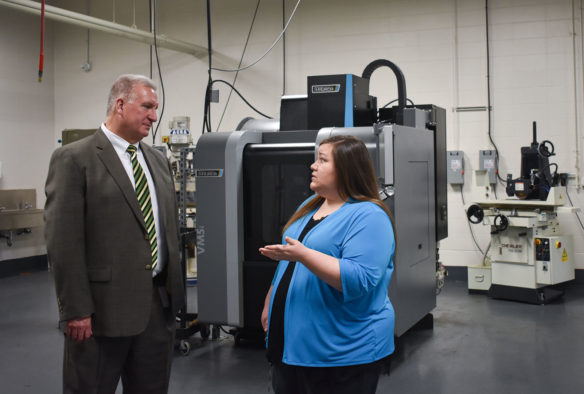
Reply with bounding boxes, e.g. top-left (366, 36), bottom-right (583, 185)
top-left (535, 238), bottom-right (550, 262)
